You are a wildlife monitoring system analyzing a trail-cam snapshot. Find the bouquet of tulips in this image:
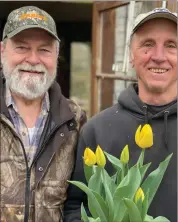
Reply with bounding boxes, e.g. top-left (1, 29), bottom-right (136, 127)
top-left (69, 124), bottom-right (172, 222)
